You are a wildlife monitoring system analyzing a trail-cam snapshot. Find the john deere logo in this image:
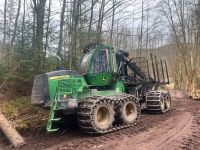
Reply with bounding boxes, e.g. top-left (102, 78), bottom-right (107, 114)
top-left (102, 77), bottom-right (106, 81)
